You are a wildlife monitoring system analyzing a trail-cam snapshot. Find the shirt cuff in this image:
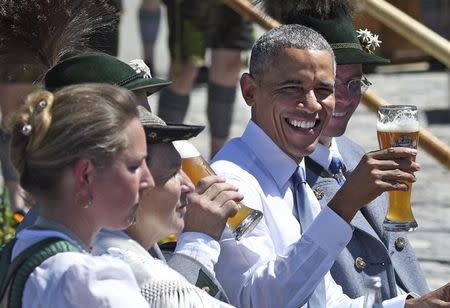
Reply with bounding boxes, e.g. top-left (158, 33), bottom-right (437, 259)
top-left (383, 293), bottom-right (410, 308)
top-left (303, 207), bottom-right (353, 257)
top-left (175, 232), bottom-right (221, 274)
